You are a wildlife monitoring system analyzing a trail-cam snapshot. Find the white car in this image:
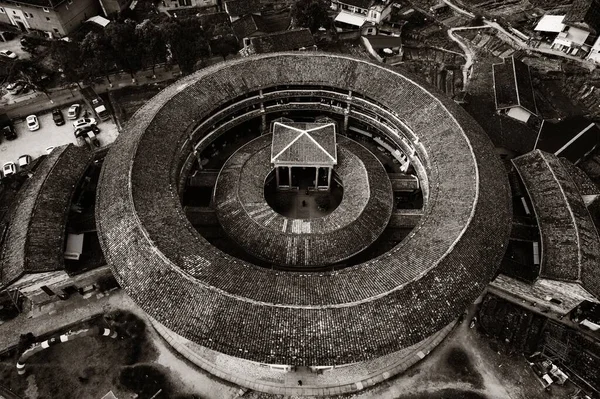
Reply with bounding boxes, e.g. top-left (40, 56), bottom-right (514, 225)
top-left (18, 155), bottom-right (32, 169)
top-left (72, 117), bottom-right (96, 129)
top-left (67, 104), bottom-right (81, 120)
top-left (26, 115), bottom-right (39, 131)
top-left (3, 162), bottom-right (16, 177)
top-left (0, 50), bottom-right (17, 59)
